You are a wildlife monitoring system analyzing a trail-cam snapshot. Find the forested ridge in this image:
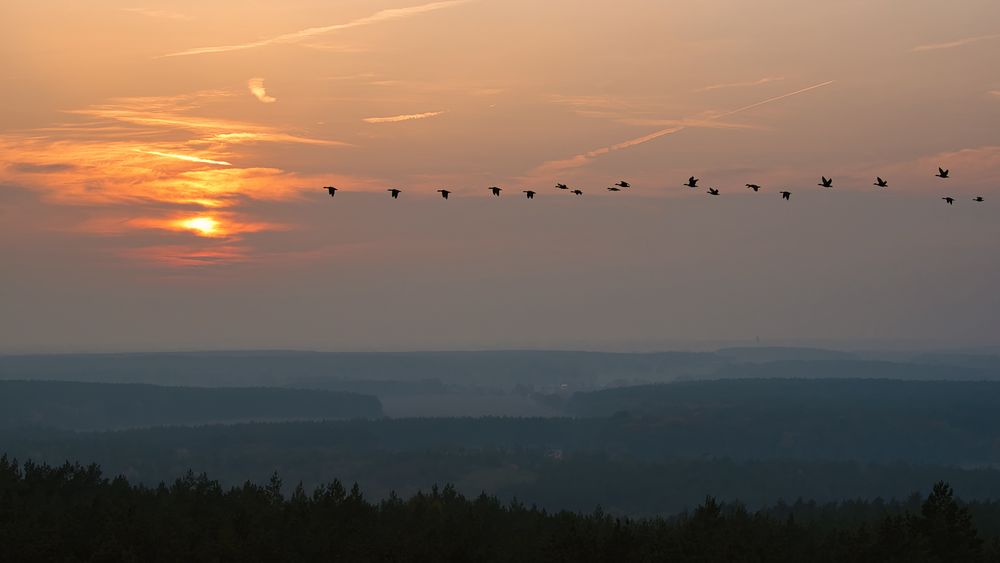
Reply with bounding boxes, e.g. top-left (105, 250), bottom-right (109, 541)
top-left (1, 457), bottom-right (996, 562)
top-left (0, 380), bottom-right (382, 430)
